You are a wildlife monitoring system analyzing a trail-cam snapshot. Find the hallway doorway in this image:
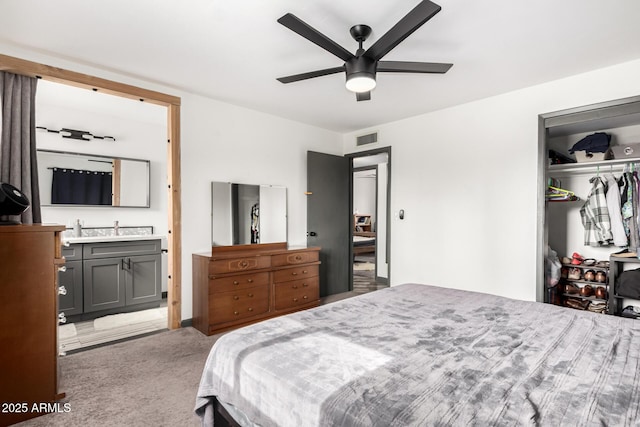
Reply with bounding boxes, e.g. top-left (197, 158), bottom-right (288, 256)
top-left (350, 148), bottom-right (390, 293)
